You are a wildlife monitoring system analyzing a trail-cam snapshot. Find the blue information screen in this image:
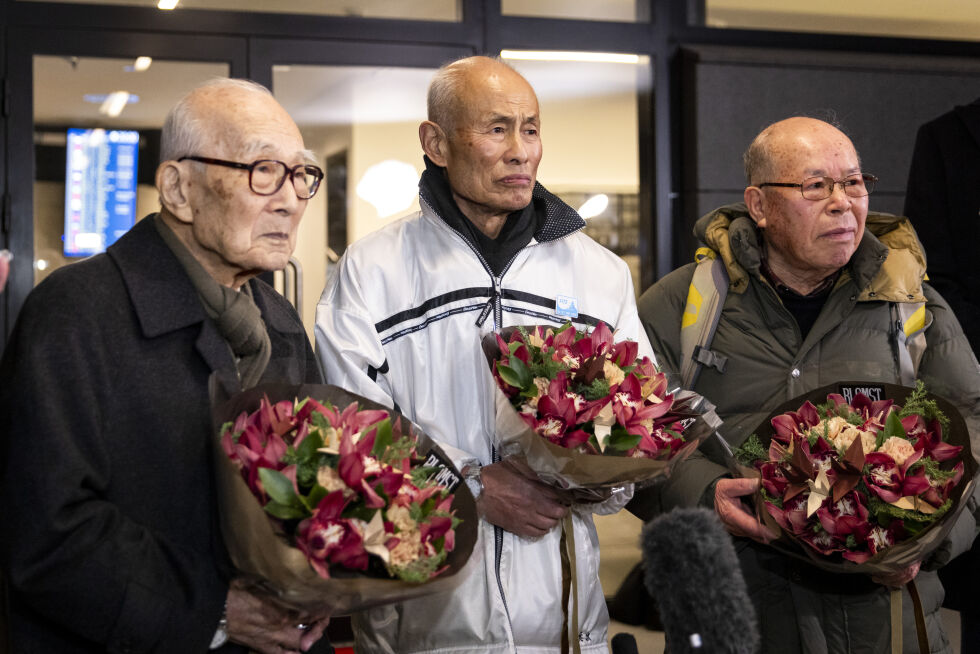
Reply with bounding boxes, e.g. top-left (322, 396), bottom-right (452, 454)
top-left (64, 128), bottom-right (139, 257)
